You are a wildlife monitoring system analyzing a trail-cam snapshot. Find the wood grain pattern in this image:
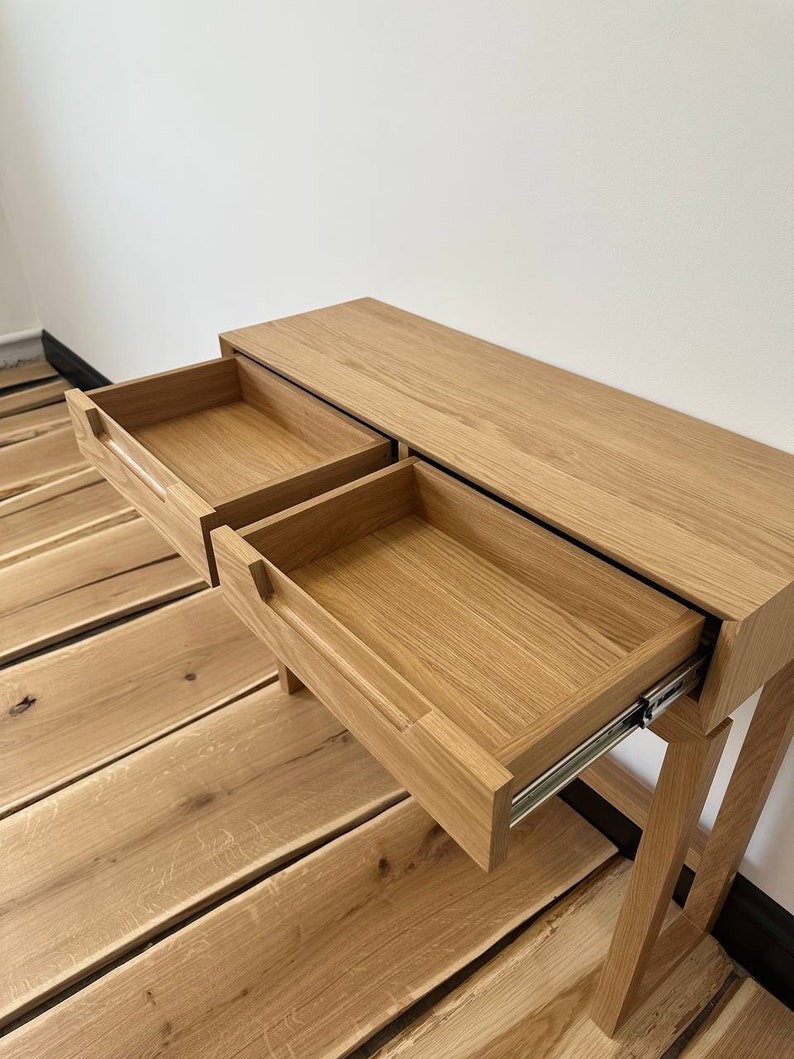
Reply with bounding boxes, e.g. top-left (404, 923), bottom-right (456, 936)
top-left (223, 299), bottom-right (794, 722)
top-left (0, 360), bottom-right (56, 390)
top-left (591, 721), bottom-right (731, 1034)
top-left (699, 580), bottom-right (794, 730)
top-left (681, 977), bottom-right (794, 1059)
top-left (0, 519), bottom-right (202, 664)
top-left (0, 426), bottom-right (84, 499)
top-left (213, 523), bottom-right (514, 872)
top-left (0, 590), bottom-right (276, 816)
top-left (685, 658), bottom-right (794, 932)
top-left (216, 459), bottom-right (702, 868)
top-left (0, 466), bottom-right (101, 518)
top-left (0, 403), bottom-right (70, 447)
top-left (0, 797), bottom-right (614, 1059)
top-left (223, 299), bottom-right (794, 617)
top-left (582, 754), bottom-right (710, 870)
top-left (370, 860), bottom-right (732, 1059)
top-left (67, 357), bottom-right (390, 583)
top-left (0, 478), bottom-right (135, 568)
top-left (0, 684), bottom-right (404, 1026)
top-left (0, 377), bottom-right (69, 418)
